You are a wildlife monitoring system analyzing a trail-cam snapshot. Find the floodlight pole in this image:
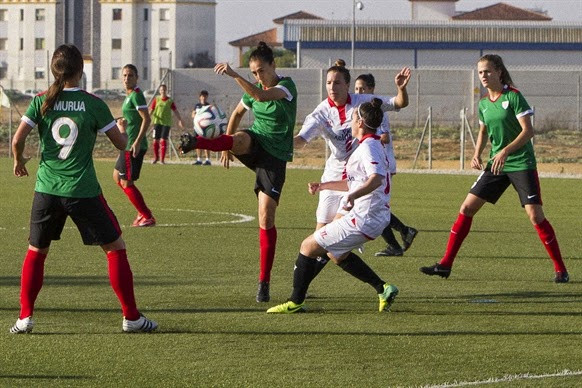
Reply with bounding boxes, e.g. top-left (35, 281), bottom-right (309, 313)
top-left (351, 0), bottom-right (355, 67)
